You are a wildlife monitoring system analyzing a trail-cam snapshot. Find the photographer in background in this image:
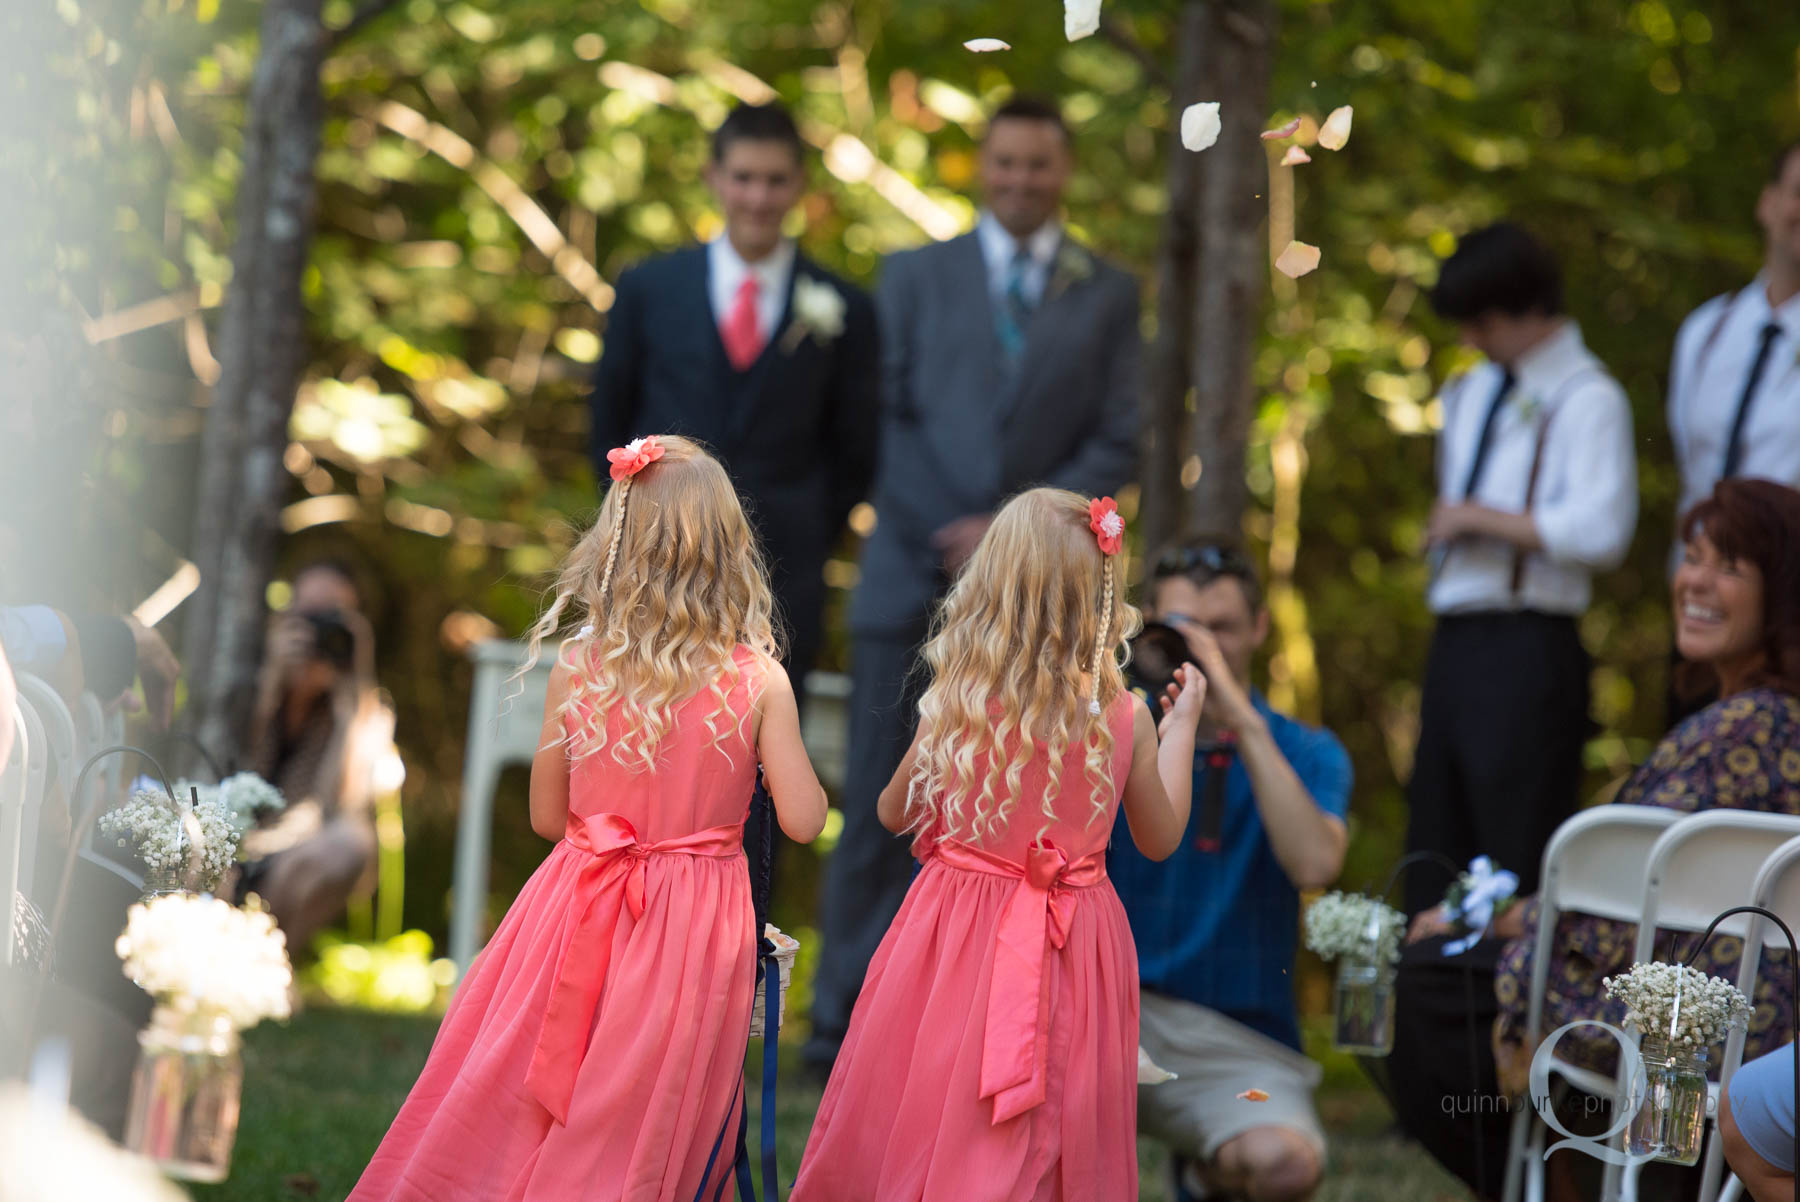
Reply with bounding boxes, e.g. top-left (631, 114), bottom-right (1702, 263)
top-left (1108, 539), bottom-right (1351, 1202)
top-left (240, 560), bottom-right (394, 955)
